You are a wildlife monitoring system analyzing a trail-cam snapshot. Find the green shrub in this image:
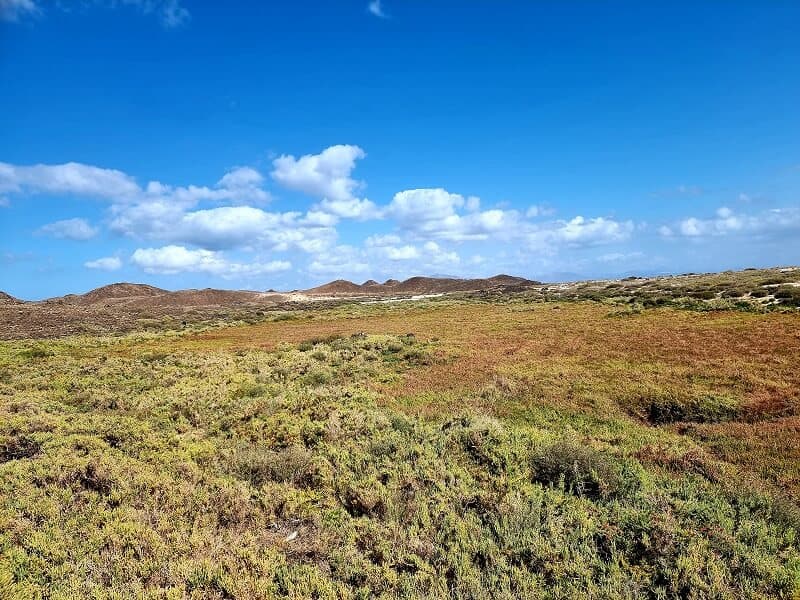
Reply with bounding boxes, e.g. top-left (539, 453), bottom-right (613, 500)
top-left (230, 444), bottom-right (313, 487)
top-left (531, 441), bottom-right (627, 500)
top-left (688, 290), bottom-right (716, 300)
top-left (774, 286), bottom-right (800, 306)
top-left (302, 368), bottom-right (332, 387)
top-left (233, 382), bottom-right (270, 399)
top-left (19, 346), bottom-right (51, 360)
top-left (643, 393), bottom-right (739, 424)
